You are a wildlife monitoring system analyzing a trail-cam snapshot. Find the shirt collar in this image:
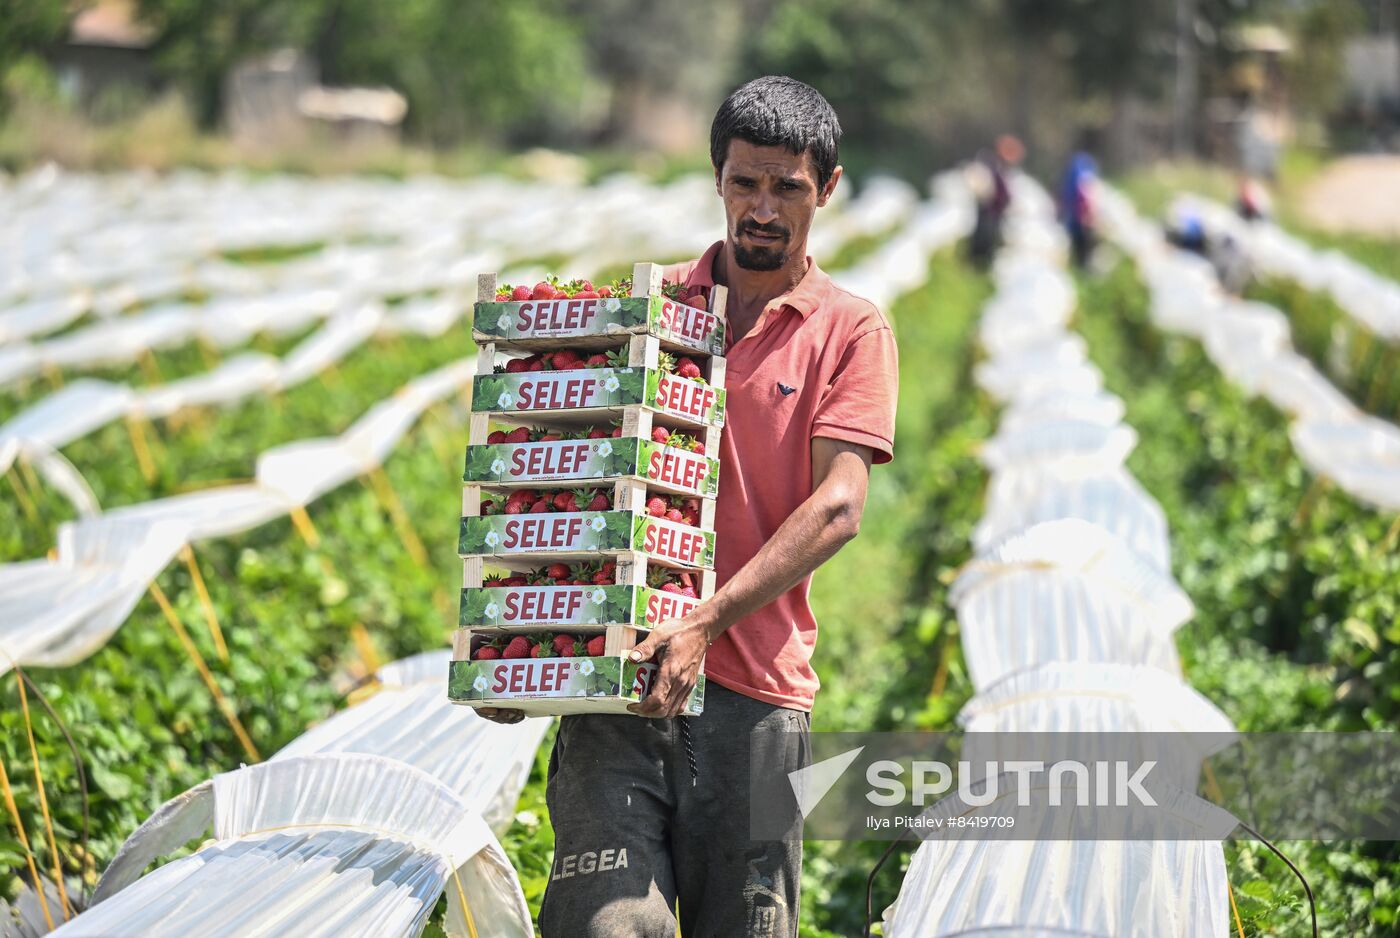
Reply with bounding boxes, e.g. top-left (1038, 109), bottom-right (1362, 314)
top-left (686, 240), bottom-right (828, 320)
